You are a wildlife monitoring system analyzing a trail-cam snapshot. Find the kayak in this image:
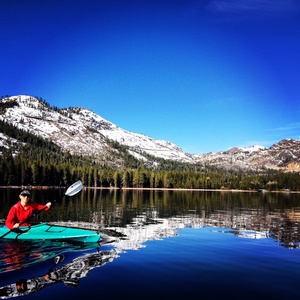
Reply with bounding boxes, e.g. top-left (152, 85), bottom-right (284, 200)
top-left (0, 223), bottom-right (101, 244)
